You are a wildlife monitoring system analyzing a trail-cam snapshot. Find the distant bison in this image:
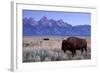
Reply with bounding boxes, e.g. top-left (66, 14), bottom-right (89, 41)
top-left (43, 38), bottom-right (49, 41)
top-left (61, 37), bottom-right (87, 56)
